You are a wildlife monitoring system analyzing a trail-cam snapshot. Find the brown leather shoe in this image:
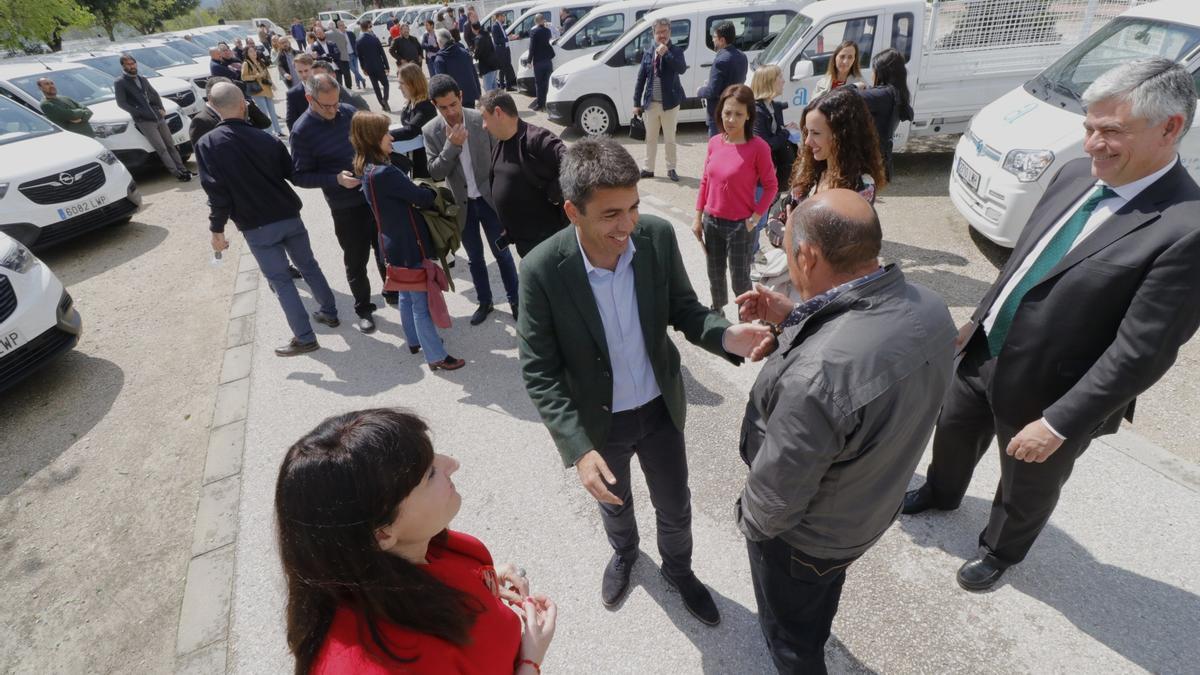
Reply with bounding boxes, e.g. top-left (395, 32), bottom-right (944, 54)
top-left (430, 355), bottom-right (465, 371)
top-left (275, 338), bottom-right (319, 357)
